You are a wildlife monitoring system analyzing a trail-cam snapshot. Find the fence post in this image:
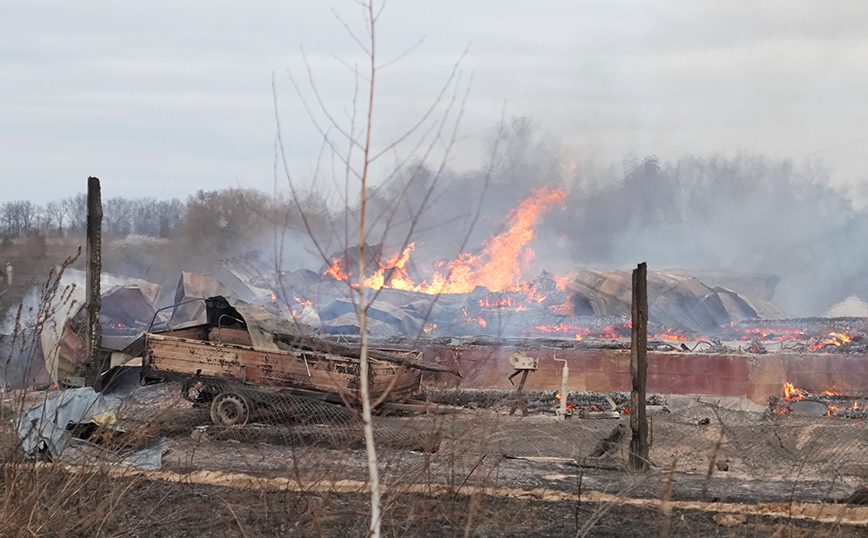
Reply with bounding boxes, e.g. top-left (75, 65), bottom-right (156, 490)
top-left (84, 176), bottom-right (102, 388)
top-left (629, 262), bottom-right (649, 471)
